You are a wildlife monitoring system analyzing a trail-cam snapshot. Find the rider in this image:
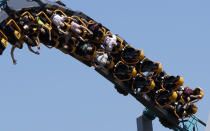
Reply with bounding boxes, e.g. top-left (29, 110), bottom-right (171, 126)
top-left (166, 102), bottom-right (198, 118)
top-left (35, 16), bottom-right (52, 41)
top-left (82, 19), bottom-right (104, 42)
top-left (11, 21), bottom-right (40, 65)
top-left (93, 51), bottom-right (112, 69)
top-left (103, 32), bottom-right (118, 52)
top-left (70, 18), bottom-right (93, 41)
top-left (46, 9), bottom-right (70, 35)
top-left (75, 41), bottom-right (95, 60)
top-left (189, 87), bottom-right (204, 103)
